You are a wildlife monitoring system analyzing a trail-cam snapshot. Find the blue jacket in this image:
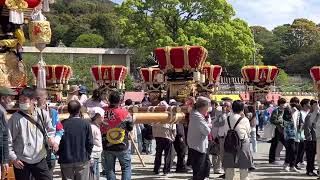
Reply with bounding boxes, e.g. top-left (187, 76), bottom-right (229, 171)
top-left (49, 108), bottom-right (64, 160)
